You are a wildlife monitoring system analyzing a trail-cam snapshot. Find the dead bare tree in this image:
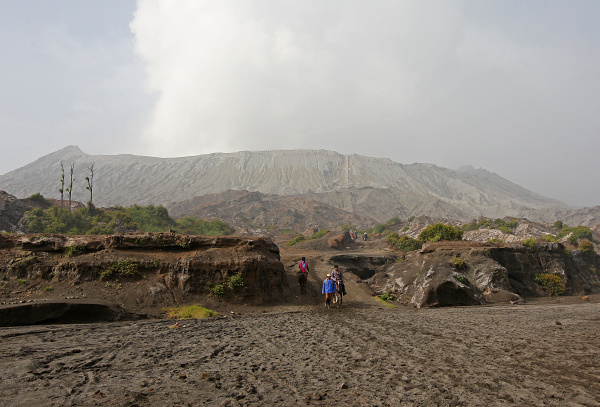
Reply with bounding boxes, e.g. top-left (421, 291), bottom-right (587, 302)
top-left (59, 161), bottom-right (65, 209)
top-left (85, 163), bottom-right (94, 211)
top-left (66, 163), bottom-right (75, 212)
